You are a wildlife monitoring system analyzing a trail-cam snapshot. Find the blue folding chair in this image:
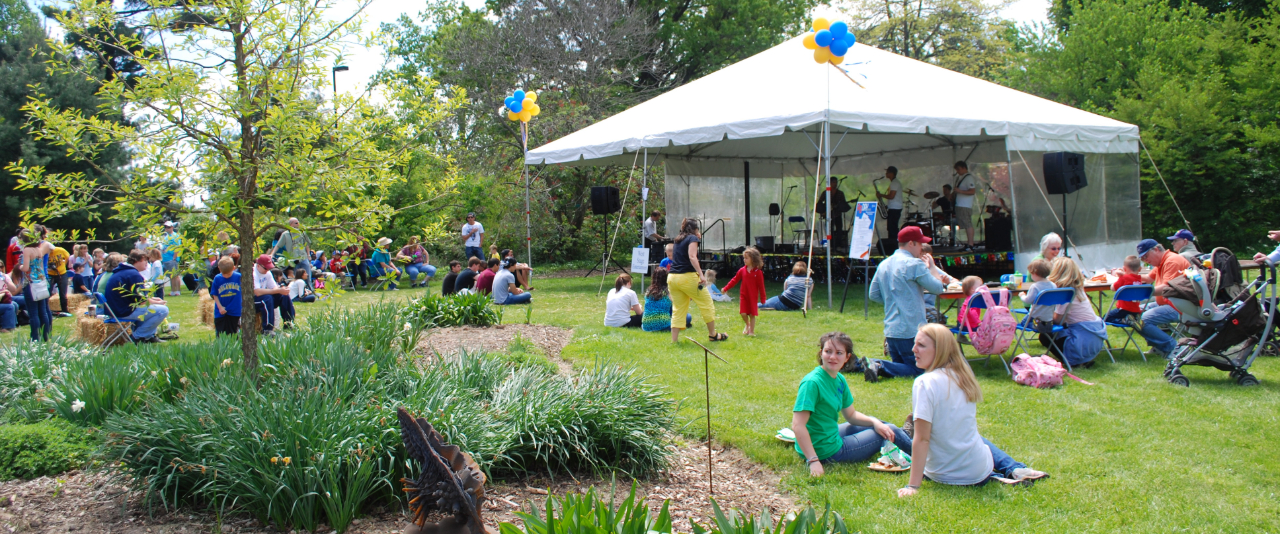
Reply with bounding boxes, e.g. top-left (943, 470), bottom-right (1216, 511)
top-left (94, 292), bottom-right (137, 348)
top-left (1103, 284), bottom-right (1154, 362)
top-left (1013, 287), bottom-right (1077, 369)
top-left (949, 289), bottom-right (1013, 375)
top-left (366, 259), bottom-right (392, 292)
